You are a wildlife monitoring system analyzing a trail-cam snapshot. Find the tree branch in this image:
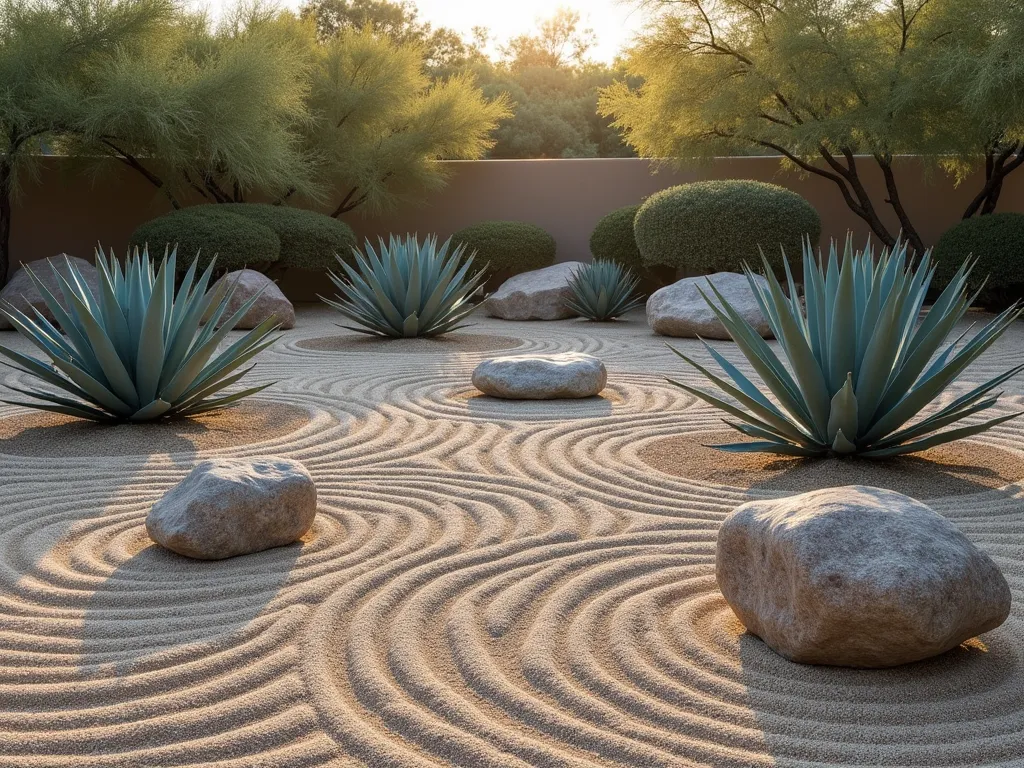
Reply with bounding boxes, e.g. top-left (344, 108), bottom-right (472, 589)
top-left (100, 138), bottom-right (180, 209)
